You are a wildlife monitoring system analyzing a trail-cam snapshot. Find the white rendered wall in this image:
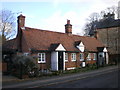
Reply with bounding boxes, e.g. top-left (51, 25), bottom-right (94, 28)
top-left (51, 52), bottom-right (58, 71)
